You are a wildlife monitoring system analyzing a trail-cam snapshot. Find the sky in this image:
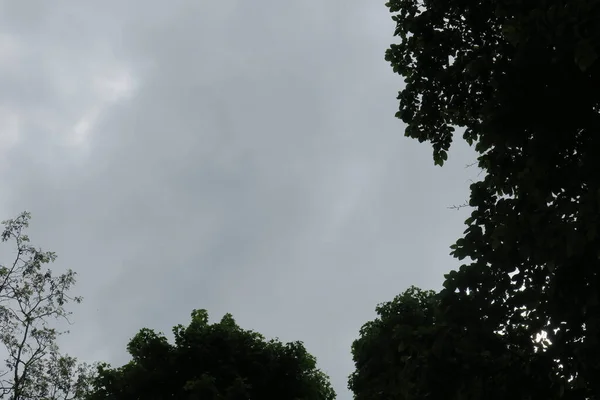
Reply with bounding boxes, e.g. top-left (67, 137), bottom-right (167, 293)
top-left (0, 1), bottom-right (479, 398)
